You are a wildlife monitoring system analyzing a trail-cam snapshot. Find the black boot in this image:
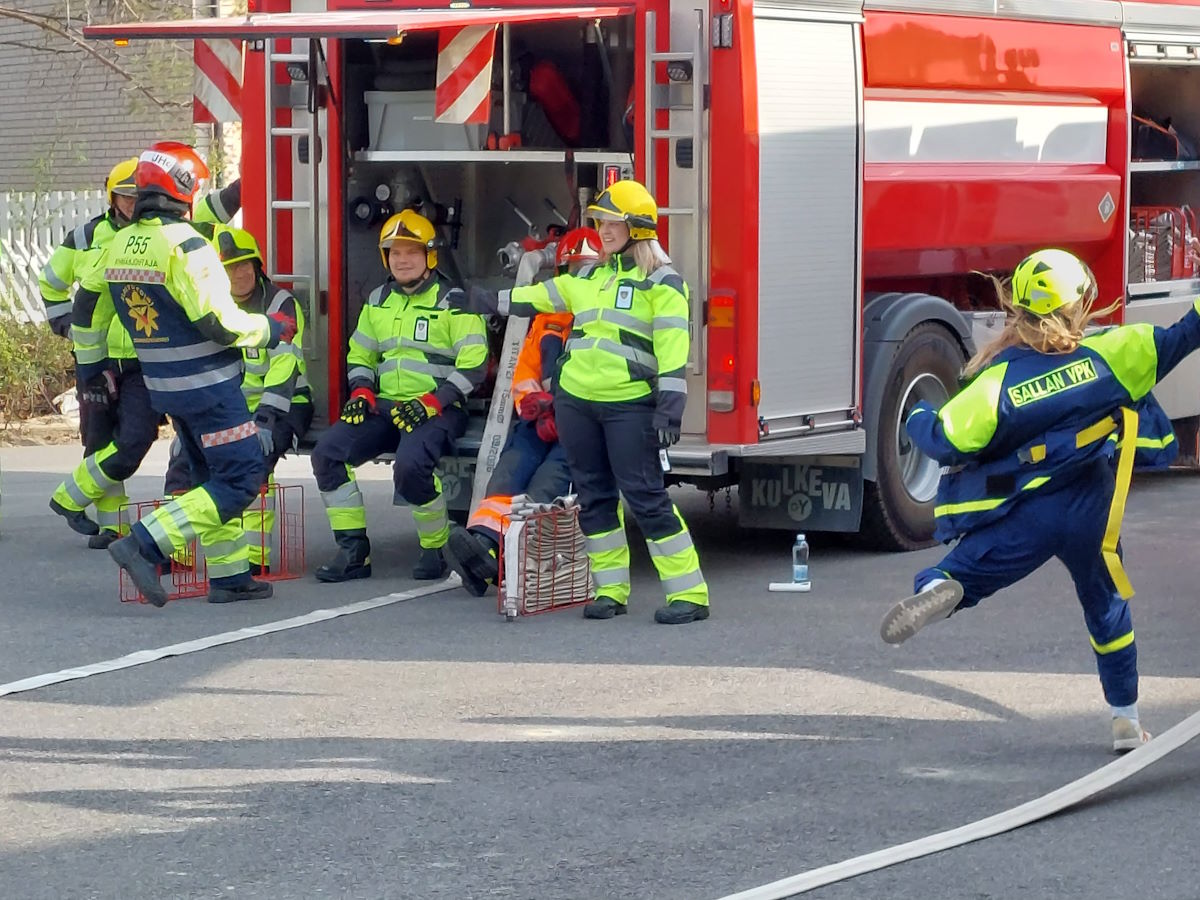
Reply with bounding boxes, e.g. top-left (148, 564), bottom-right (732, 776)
top-left (413, 546), bottom-right (449, 580)
top-left (109, 536), bottom-right (168, 607)
top-left (654, 600), bottom-right (710, 625)
top-left (49, 498), bottom-right (99, 536)
top-left (446, 525), bottom-right (497, 596)
top-left (88, 529), bottom-right (121, 550)
top-left (315, 530), bottom-right (372, 583)
top-left (208, 578), bottom-right (274, 604)
top-left (583, 596), bottom-right (628, 619)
